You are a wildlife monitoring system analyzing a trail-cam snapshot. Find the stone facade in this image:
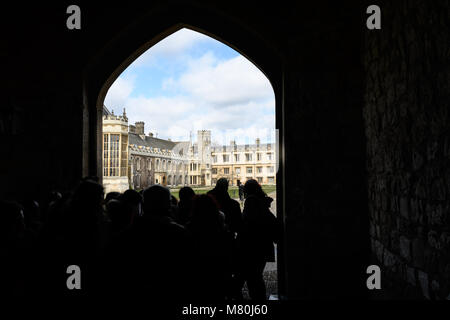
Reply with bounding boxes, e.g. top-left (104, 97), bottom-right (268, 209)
top-left (211, 139), bottom-right (276, 186)
top-left (102, 106), bottom-right (274, 193)
top-left (364, 0), bottom-right (450, 299)
top-left (102, 108), bottom-right (129, 193)
top-left (128, 139), bottom-right (190, 190)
